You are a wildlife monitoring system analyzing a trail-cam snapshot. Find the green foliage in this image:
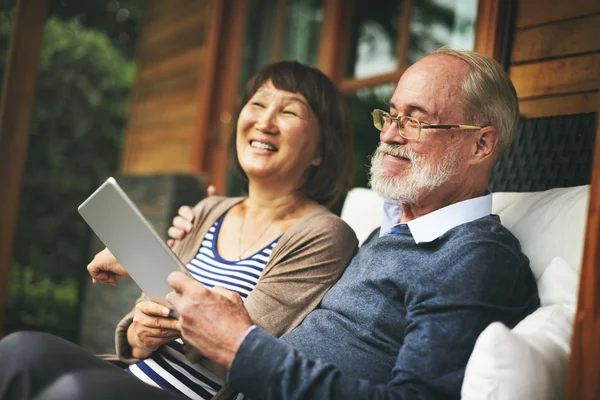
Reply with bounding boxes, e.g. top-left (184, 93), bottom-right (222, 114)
top-left (2, 14), bottom-right (134, 339)
top-left (5, 263), bottom-right (78, 338)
